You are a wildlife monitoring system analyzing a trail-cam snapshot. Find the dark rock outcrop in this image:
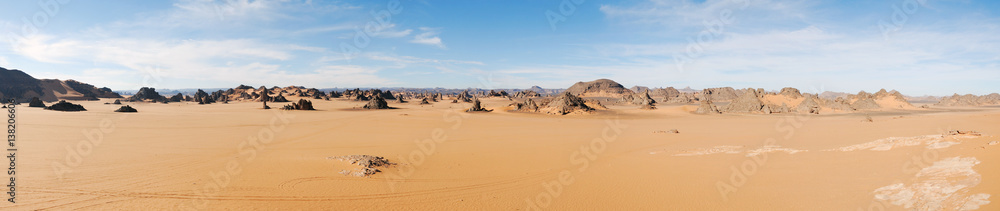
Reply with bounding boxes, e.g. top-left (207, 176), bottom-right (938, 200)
top-left (28, 97), bottom-right (45, 107)
top-left (466, 98), bottom-right (492, 112)
top-left (127, 87), bottom-right (166, 102)
top-left (114, 105), bottom-right (138, 112)
top-left (282, 99), bottom-right (315, 110)
top-left (45, 100), bottom-right (86, 111)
